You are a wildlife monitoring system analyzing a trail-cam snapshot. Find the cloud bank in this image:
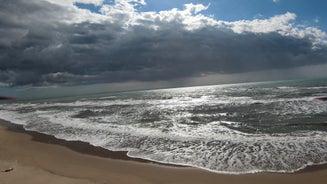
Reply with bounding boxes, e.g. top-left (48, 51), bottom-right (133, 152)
top-left (0, 0), bottom-right (327, 86)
